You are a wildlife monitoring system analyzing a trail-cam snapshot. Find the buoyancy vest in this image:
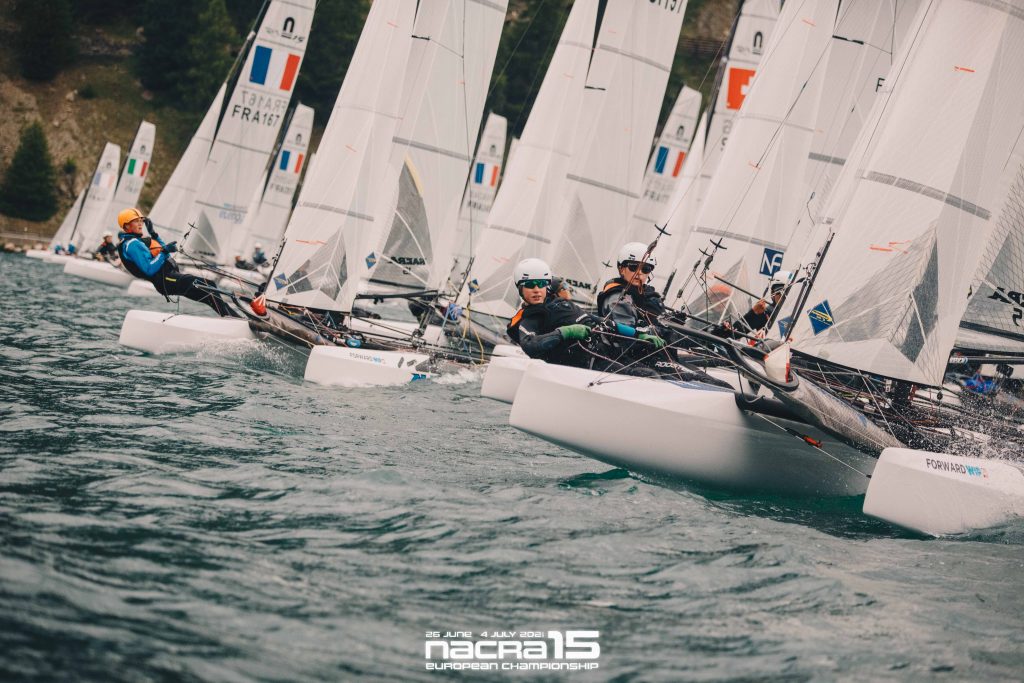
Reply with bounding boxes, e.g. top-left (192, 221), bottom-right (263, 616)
top-left (596, 278), bottom-right (665, 317)
top-left (117, 233), bottom-right (176, 282)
